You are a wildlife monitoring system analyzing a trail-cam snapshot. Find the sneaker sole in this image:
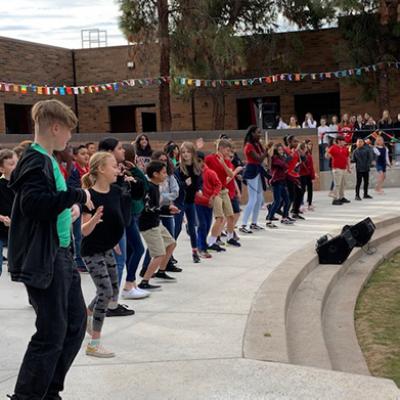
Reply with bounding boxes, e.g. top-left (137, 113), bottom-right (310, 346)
top-left (86, 351), bottom-right (115, 358)
top-left (121, 294), bottom-right (151, 300)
